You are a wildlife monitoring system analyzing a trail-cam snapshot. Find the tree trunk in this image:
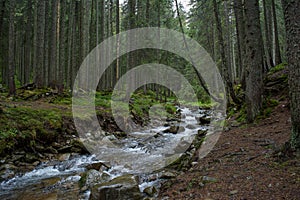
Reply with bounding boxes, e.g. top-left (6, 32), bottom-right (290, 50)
top-left (213, 0), bottom-right (240, 105)
top-left (58, 0), bottom-right (66, 94)
top-left (0, 0), bottom-right (4, 32)
top-left (244, 0), bottom-right (264, 122)
top-left (66, 1), bottom-right (75, 89)
top-left (8, 0), bottom-right (16, 95)
top-left (44, 1), bottom-right (50, 87)
top-left (272, 0), bottom-right (282, 65)
top-left (116, 0), bottom-right (120, 82)
top-left (281, 0), bottom-right (300, 149)
top-left (35, 0), bottom-right (45, 88)
top-left (49, 0), bottom-right (58, 88)
top-left (24, 0), bottom-right (33, 85)
top-left (263, 0), bottom-right (275, 70)
top-left (233, 0), bottom-right (247, 89)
